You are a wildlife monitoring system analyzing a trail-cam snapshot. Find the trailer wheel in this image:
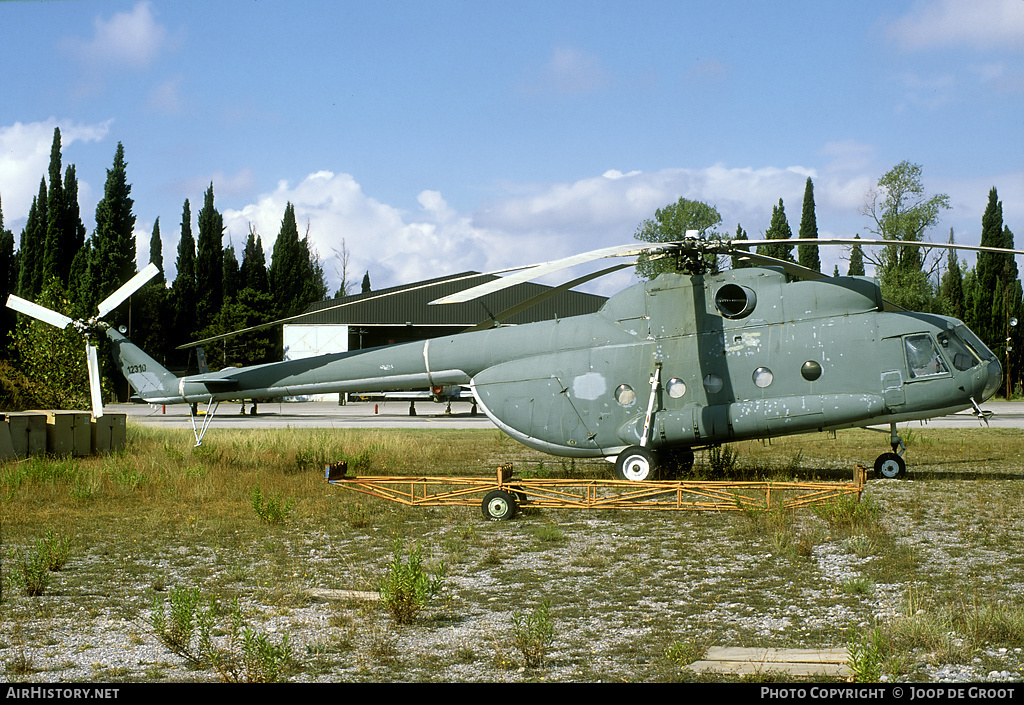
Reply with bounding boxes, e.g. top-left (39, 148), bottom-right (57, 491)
top-left (482, 489), bottom-right (518, 521)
